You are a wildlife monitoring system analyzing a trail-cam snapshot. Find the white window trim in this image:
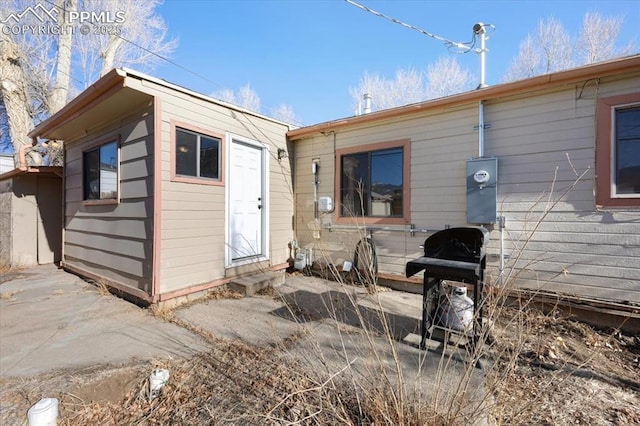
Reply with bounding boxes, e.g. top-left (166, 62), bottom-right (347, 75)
top-left (610, 102), bottom-right (640, 199)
